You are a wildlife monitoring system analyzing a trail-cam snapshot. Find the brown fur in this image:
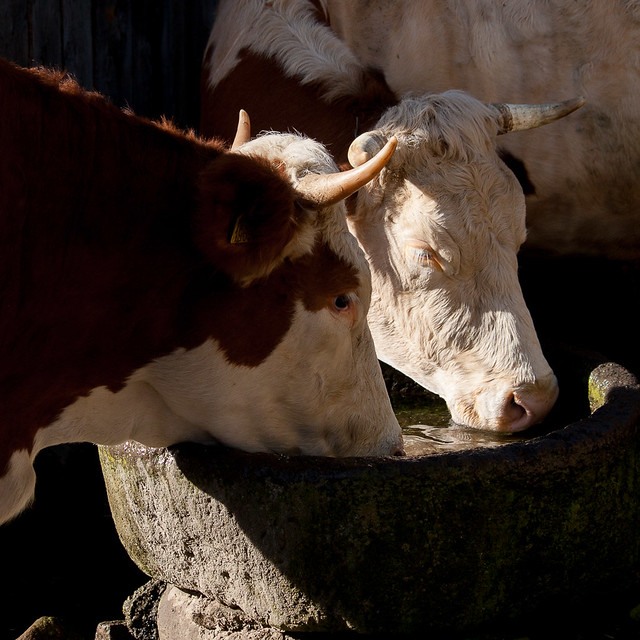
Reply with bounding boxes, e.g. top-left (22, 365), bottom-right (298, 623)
top-left (195, 153), bottom-right (303, 282)
top-left (200, 48), bottom-right (396, 167)
top-left (0, 57), bottom-right (351, 470)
